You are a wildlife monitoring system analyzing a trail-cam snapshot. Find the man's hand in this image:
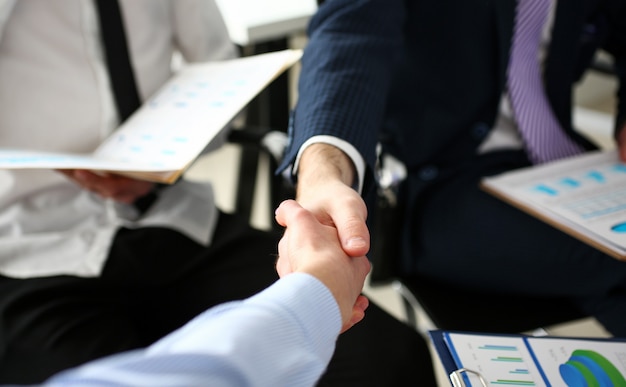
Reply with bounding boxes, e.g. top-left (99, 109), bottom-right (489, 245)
top-left (57, 169), bottom-right (154, 204)
top-left (275, 199), bottom-right (371, 333)
top-left (296, 143), bottom-right (370, 258)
